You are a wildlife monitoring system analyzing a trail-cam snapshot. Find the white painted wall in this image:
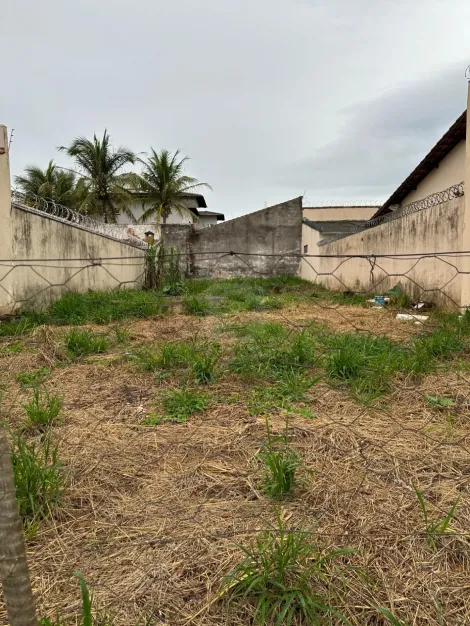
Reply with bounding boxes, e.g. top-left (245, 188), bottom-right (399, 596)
top-left (400, 140), bottom-right (466, 207)
top-left (303, 206), bottom-right (378, 221)
top-left (116, 196), bottom-right (199, 226)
